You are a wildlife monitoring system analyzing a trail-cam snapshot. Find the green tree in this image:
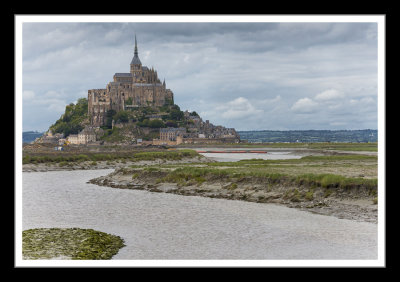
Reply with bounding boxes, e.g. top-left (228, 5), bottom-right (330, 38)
top-left (148, 119), bottom-right (166, 128)
top-left (137, 119), bottom-right (149, 127)
top-left (113, 111), bottom-right (129, 123)
top-left (170, 109), bottom-right (184, 121)
top-left (49, 98), bottom-right (88, 137)
top-left (165, 120), bottom-right (178, 127)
